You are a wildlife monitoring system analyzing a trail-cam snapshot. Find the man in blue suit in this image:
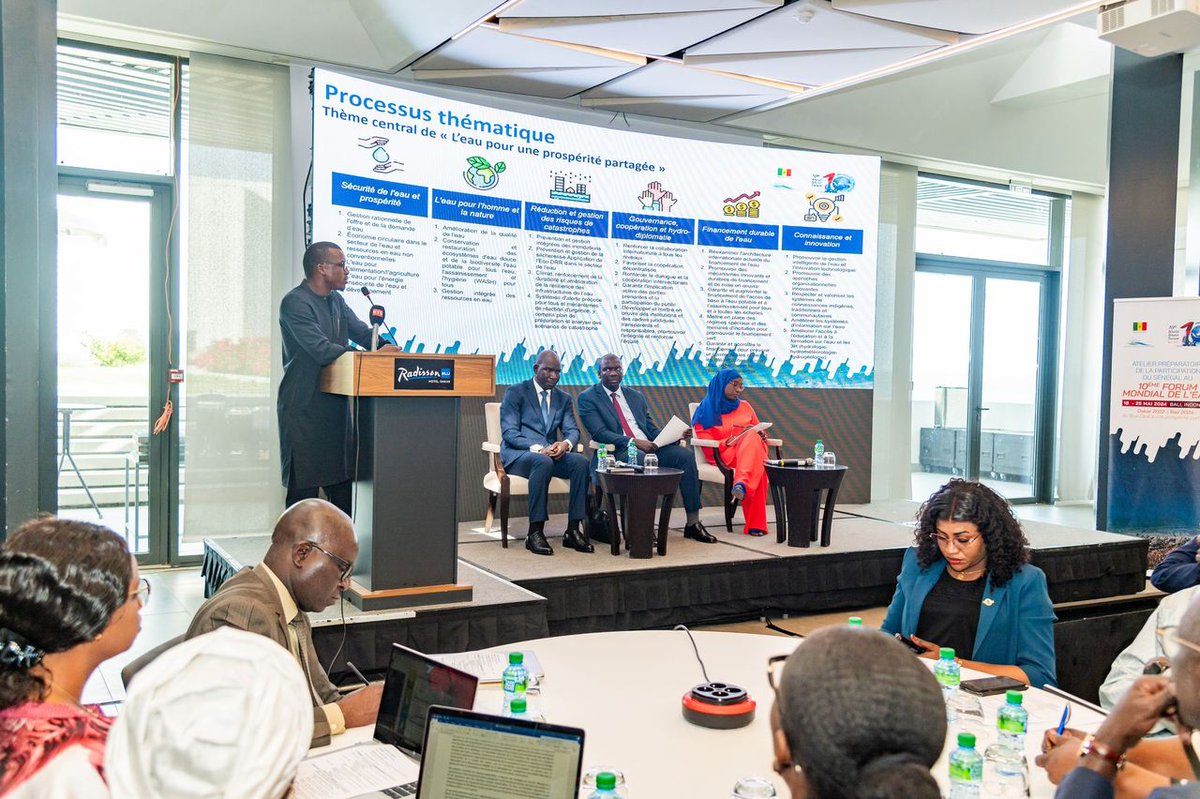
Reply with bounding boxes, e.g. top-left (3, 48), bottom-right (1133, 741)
top-left (500, 350), bottom-right (591, 556)
top-left (577, 354), bottom-right (716, 544)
